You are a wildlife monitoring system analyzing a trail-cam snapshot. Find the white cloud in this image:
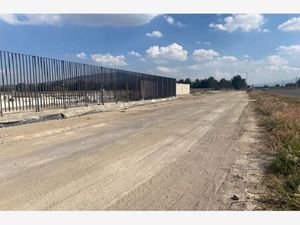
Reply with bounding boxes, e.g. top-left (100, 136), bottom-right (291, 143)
top-left (146, 43), bottom-right (188, 62)
top-left (164, 15), bottom-right (185, 28)
top-left (165, 16), bottom-right (174, 25)
top-left (218, 56), bottom-right (237, 62)
top-left (277, 45), bottom-right (300, 55)
top-left (193, 49), bottom-right (220, 61)
top-left (75, 52), bottom-right (87, 60)
top-left (209, 14), bottom-right (265, 32)
top-left (262, 55), bottom-right (299, 73)
top-left (278, 17), bottom-right (300, 31)
top-left (265, 55), bottom-right (287, 68)
top-left (0, 14), bottom-right (158, 27)
top-left (153, 59), bottom-right (168, 64)
top-left (145, 30), bottom-right (163, 38)
top-left (156, 66), bottom-right (178, 74)
top-left (128, 51), bottom-right (146, 62)
top-left (128, 51), bottom-right (141, 57)
top-left (90, 53), bottom-right (127, 66)
top-left (189, 55), bottom-right (238, 71)
top-left (196, 41), bottom-right (211, 45)
top-left (187, 52), bottom-right (299, 85)
top-left (262, 28), bottom-right (270, 33)
top-left (176, 21), bottom-right (185, 28)
top-left (0, 14), bottom-right (61, 26)
top-left (183, 43), bottom-right (300, 84)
